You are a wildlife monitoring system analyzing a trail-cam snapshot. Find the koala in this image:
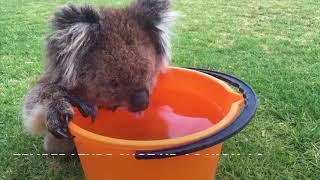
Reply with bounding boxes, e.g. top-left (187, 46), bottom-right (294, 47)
top-left (22, 0), bottom-right (176, 154)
